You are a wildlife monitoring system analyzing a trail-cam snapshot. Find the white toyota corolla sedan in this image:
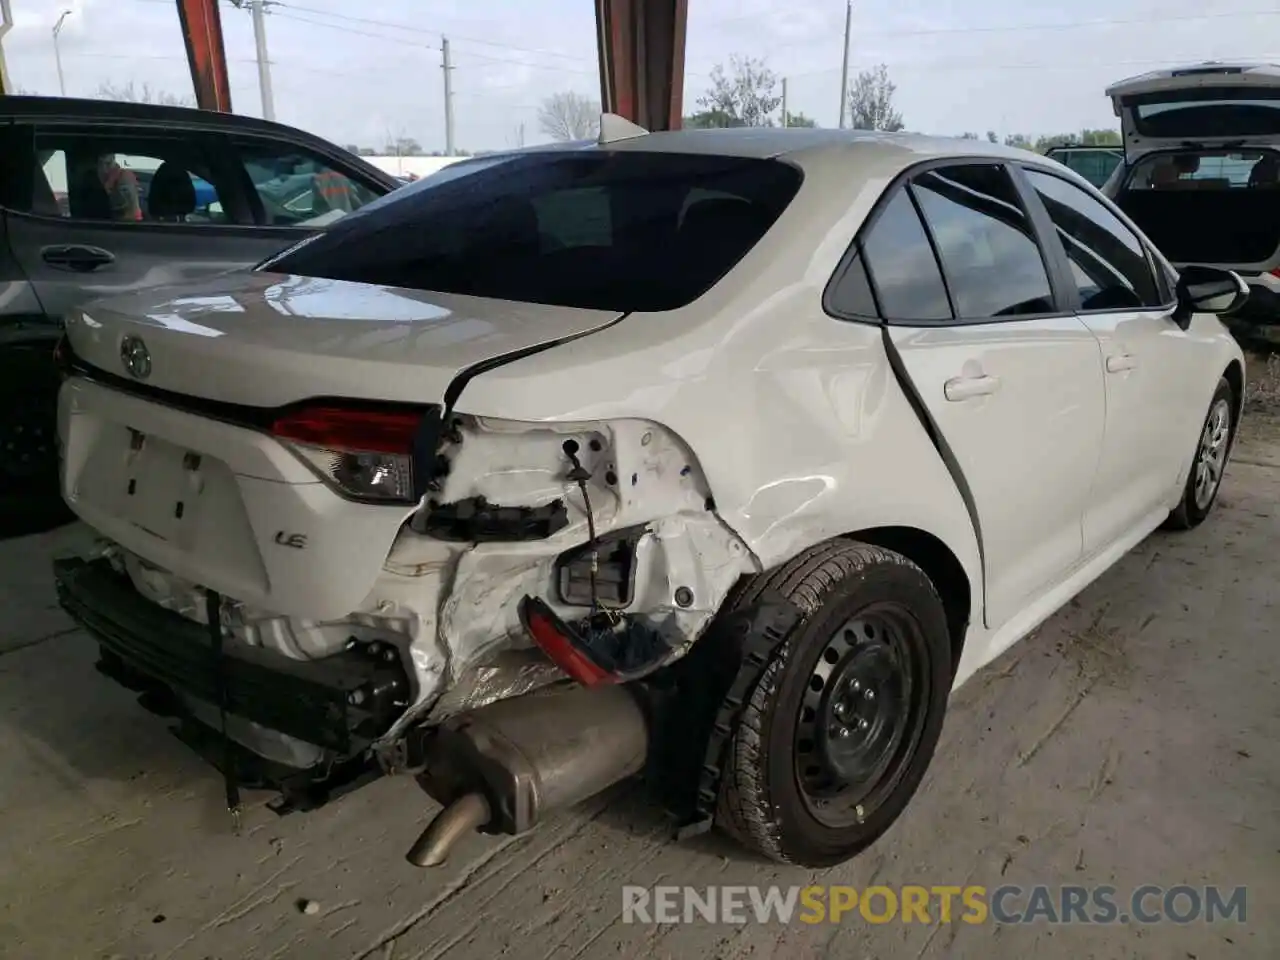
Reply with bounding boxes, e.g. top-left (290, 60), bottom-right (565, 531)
top-left (52, 121), bottom-right (1249, 870)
